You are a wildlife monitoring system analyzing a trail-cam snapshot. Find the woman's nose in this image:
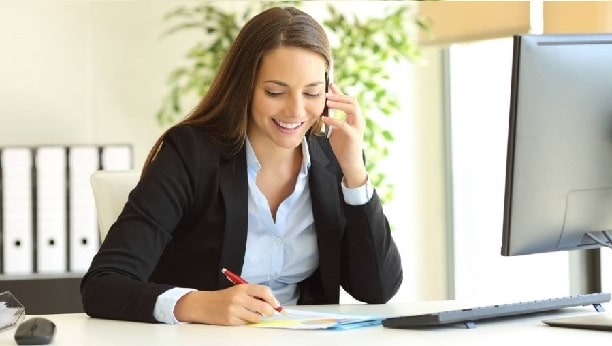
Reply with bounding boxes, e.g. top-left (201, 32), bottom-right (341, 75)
top-left (286, 95), bottom-right (306, 118)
